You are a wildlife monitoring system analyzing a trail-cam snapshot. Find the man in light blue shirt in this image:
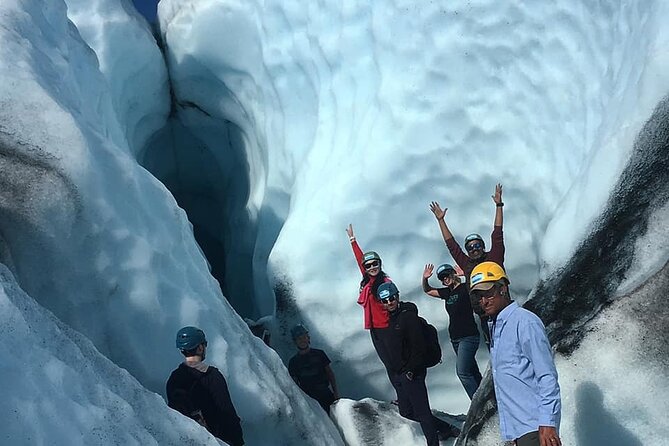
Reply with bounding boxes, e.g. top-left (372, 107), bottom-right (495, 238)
top-left (470, 262), bottom-right (562, 446)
